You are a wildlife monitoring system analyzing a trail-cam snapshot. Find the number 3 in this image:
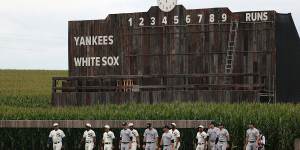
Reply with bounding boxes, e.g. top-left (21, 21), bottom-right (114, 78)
top-left (150, 17), bottom-right (156, 25)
